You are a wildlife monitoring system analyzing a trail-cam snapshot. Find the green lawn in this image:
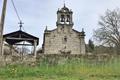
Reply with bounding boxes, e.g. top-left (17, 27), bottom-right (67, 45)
top-left (0, 57), bottom-right (120, 80)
